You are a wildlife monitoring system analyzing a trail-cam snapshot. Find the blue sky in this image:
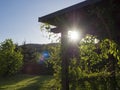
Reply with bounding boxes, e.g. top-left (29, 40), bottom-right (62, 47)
top-left (0, 0), bottom-right (85, 45)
